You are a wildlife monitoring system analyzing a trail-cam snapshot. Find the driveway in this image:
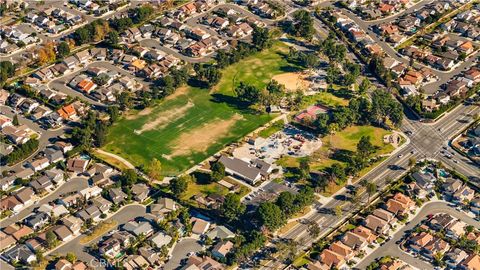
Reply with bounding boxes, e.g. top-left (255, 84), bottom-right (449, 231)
top-left (163, 238), bottom-right (203, 270)
top-left (354, 201), bottom-right (480, 269)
